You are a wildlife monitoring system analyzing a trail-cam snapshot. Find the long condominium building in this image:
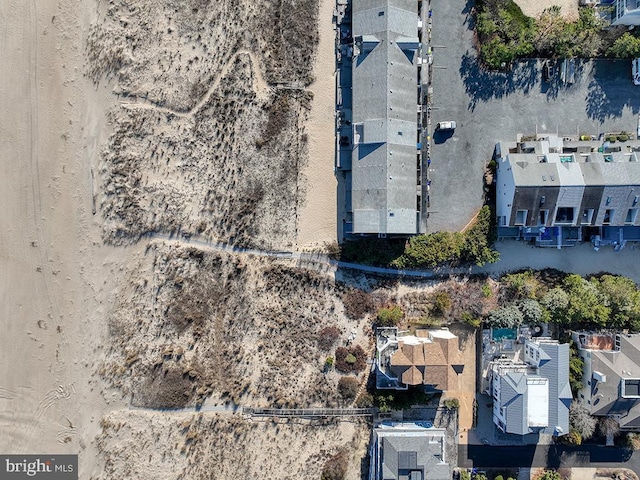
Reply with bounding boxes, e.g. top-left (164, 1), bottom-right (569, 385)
top-left (350, 0), bottom-right (422, 235)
